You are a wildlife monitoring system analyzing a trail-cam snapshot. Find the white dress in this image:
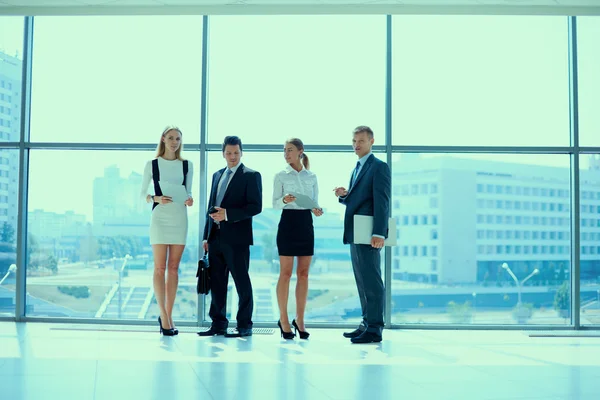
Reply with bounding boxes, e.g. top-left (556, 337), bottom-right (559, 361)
top-left (140, 157), bottom-right (193, 245)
